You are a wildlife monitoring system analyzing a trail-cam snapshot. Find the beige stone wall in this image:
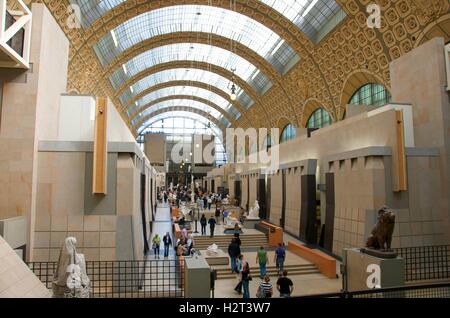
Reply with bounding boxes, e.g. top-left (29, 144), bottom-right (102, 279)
top-left (269, 172), bottom-right (282, 226)
top-left (33, 152), bottom-right (117, 261)
top-left (284, 167), bottom-right (302, 238)
top-left (0, 235), bottom-right (51, 297)
top-left (390, 37), bottom-right (450, 244)
top-left (144, 134), bottom-right (165, 165)
top-left (0, 4), bottom-right (69, 261)
top-left (331, 156), bottom-right (386, 257)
